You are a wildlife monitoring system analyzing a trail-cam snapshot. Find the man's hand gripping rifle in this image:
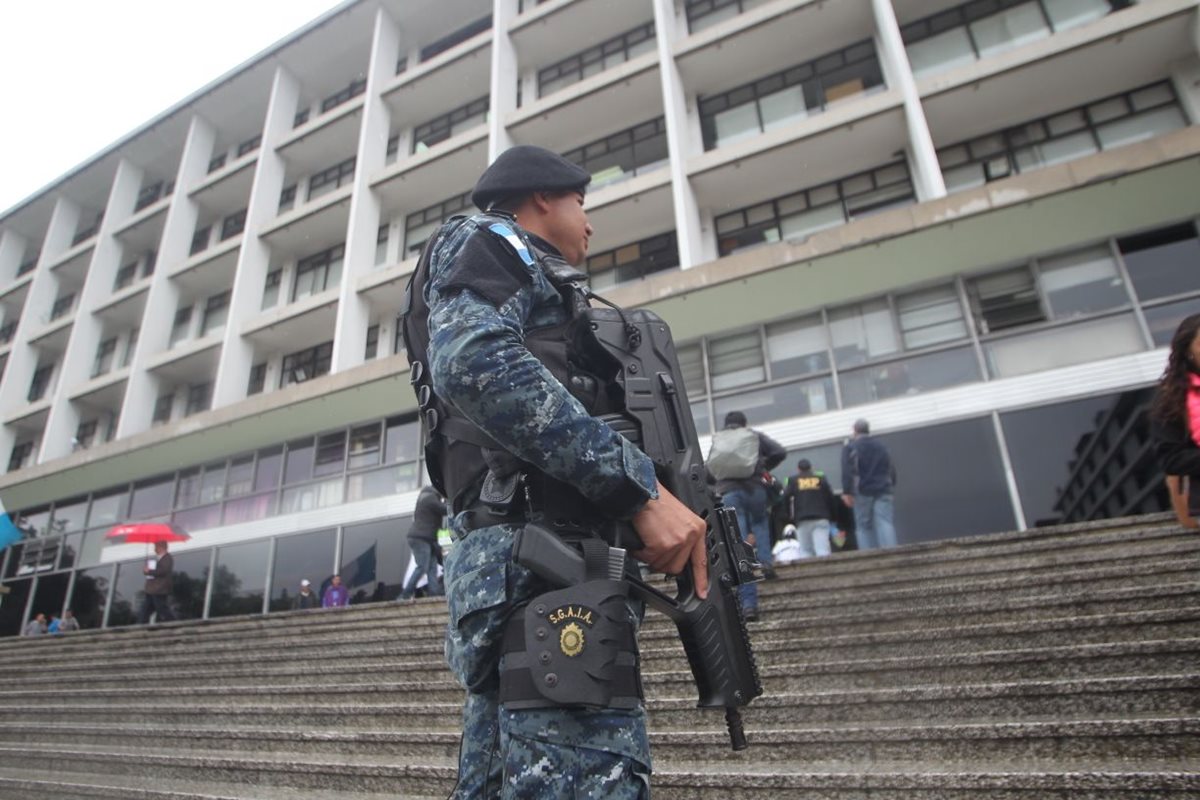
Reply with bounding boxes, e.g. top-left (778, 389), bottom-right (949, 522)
top-left (513, 305), bottom-right (764, 750)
